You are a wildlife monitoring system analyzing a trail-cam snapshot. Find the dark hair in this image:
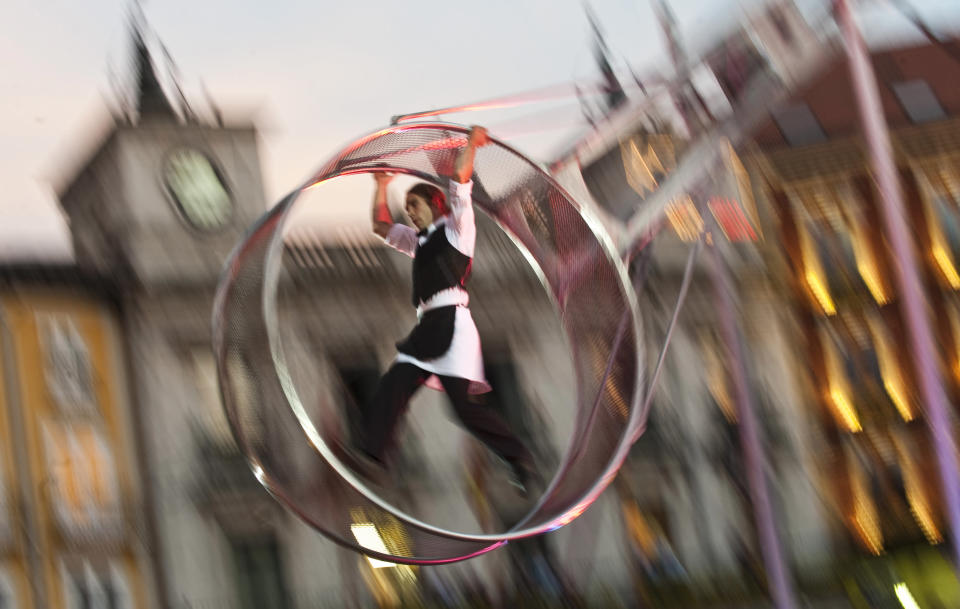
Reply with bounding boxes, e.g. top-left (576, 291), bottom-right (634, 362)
top-left (407, 183), bottom-right (449, 216)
